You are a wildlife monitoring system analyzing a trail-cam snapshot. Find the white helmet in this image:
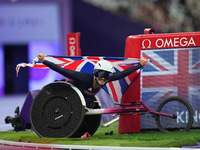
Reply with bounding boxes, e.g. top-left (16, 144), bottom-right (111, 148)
top-left (94, 60), bottom-right (114, 73)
